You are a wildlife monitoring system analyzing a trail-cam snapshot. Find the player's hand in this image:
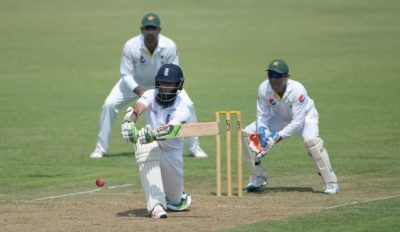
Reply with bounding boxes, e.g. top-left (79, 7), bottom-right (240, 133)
top-left (121, 121), bottom-right (138, 143)
top-left (248, 130), bottom-right (279, 158)
top-left (138, 125), bottom-right (155, 144)
top-left (247, 126), bottom-right (270, 156)
top-left (123, 106), bottom-right (135, 122)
